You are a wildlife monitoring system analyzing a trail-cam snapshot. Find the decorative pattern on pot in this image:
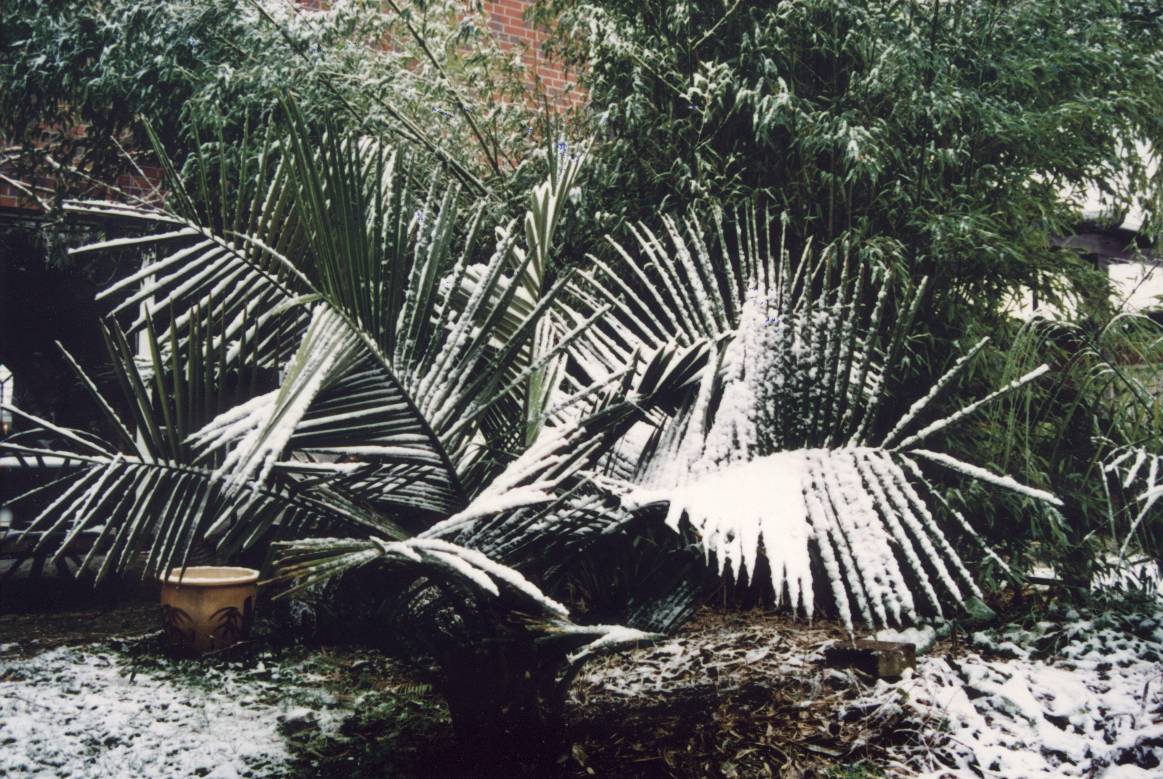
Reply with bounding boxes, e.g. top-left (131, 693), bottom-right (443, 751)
top-left (159, 566), bottom-right (258, 656)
